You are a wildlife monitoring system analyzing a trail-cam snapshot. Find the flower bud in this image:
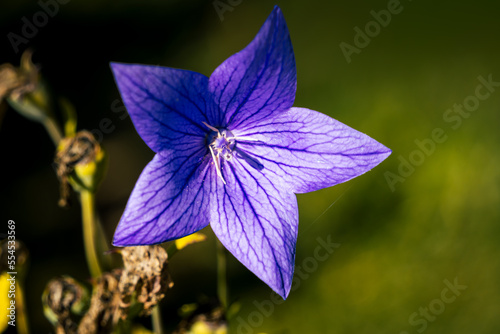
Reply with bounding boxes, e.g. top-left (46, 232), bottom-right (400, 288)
top-left (175, 301), bottom-right (227, 334)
